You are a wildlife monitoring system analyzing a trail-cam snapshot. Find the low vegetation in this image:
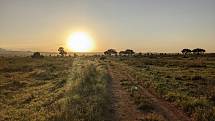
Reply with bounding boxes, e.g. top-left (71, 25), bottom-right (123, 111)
top-left (53, 58), bottom-right (111, 121)
top-left (112, 55), bottom-right (215, 121)
top-left (0, 52), bottom-right (214, 121)
top-left (0, 56), bottom-right (73, 121)
top-left (0, 56), bottom-right (111, 121)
